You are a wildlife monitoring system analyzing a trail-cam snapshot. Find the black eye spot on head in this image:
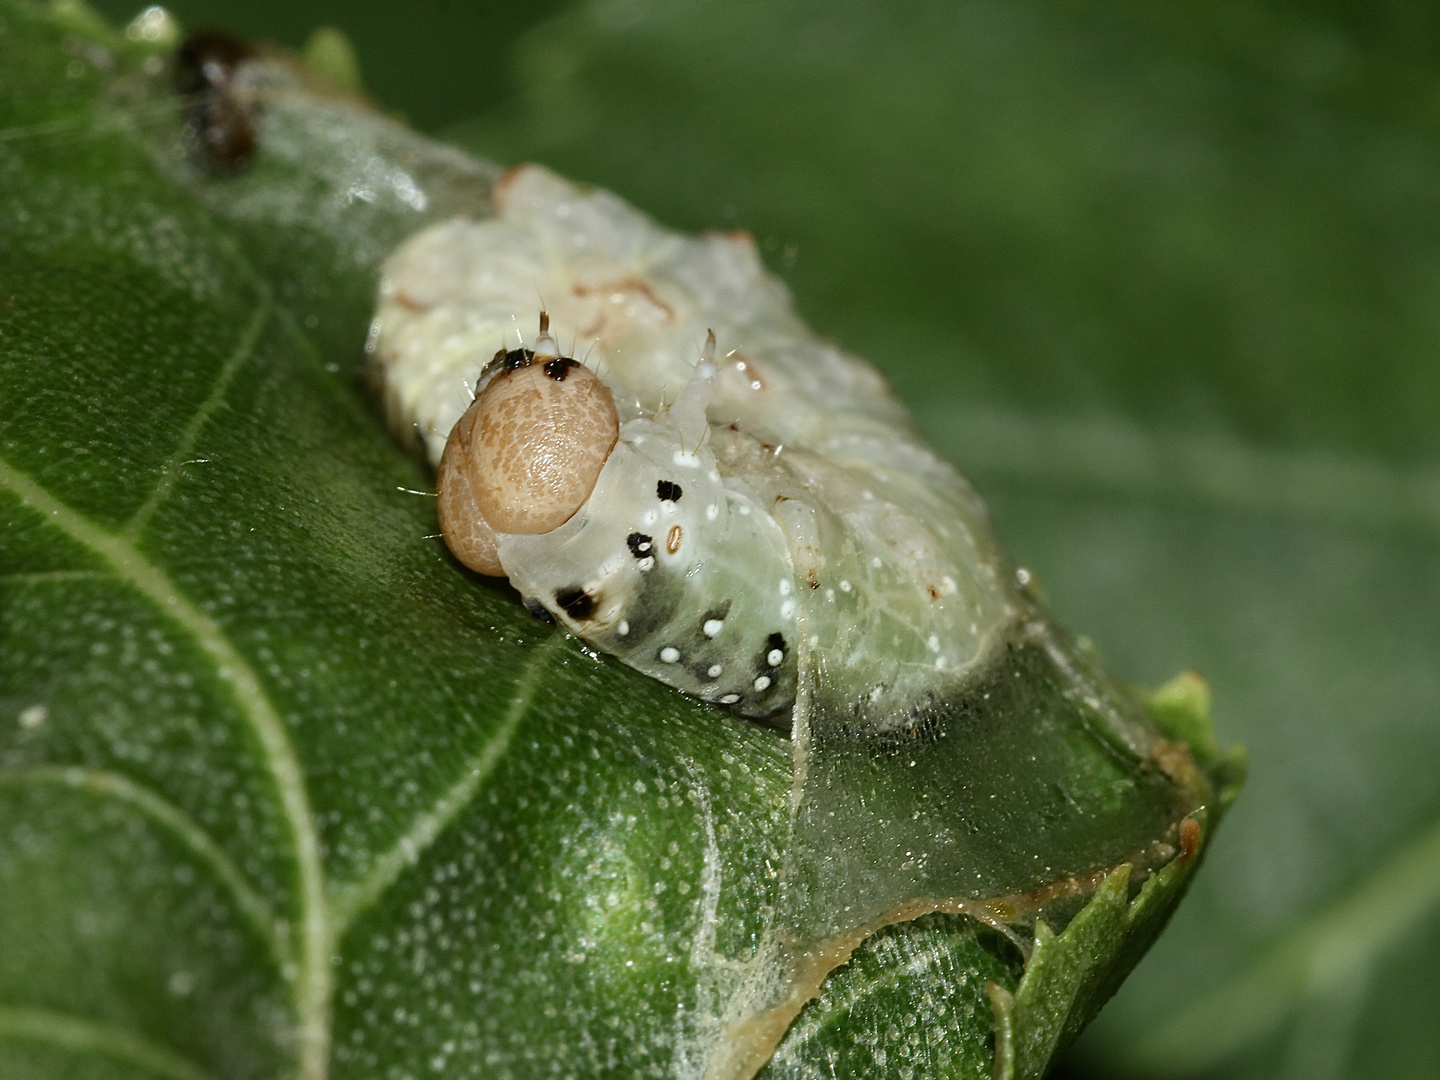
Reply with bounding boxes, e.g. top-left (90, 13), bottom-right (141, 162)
top-left (554, 587), bottom-right (596, 621)
top-left (627, 532), bottom-right (654, 558)
top-left (523, 597), bottom-right (557, 625)
top-left (503, 348), bottom-right (535, 372)
top-left (657, 480), bottom-right (683, 502)
top-left (174, 30), bottom-right (257, 173)
top-left (543, 358), bottom-right (580, 381)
